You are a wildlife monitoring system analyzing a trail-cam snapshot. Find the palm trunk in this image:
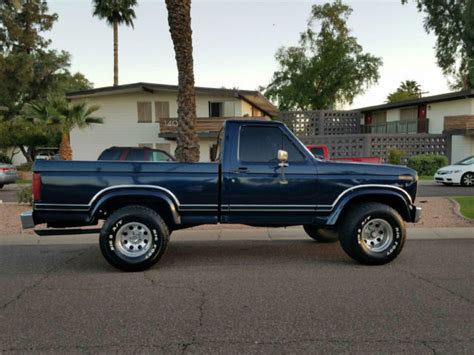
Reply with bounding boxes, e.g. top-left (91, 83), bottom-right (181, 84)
top-left (165, 0), bottom-right (200, 162)
top-left (113, 19), bottom-right (119, 86)
top-left (59, 132), bottom-right (73, 161)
